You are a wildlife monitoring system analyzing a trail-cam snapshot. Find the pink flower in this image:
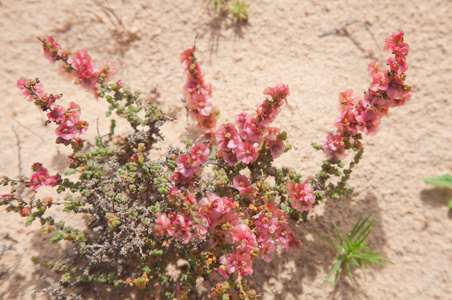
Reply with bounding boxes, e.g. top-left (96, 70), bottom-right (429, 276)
top-left (19, 206), bottom-right (32, 217)
top-left (384, 31), bottom-right (404, 51)
top-left (47, 105), bottom-right (65, 122)
top-left (286, 181), bottom-right (315, 211)
top-left (68, 50), bottom-right (101, 91)
top-left (384, 31), bottom-right (408, 56)
top-left (196, 113), bottom-right (217, 136)
top-left (220, 252), bottom-right (253, 275)
top-left (356, 109), bottom-right (381, 136)
top-left (192, 93), bottom-right (213, 116)
top-left (369, 70), bottom-right (389, 92)
top-left (65, 102), bottom-right (81, 125)
top-left (233, 175), bottom-right (250, 193)
top-left (17, 79), bottom-right (43, 102)
top-left (42, 36), bottom-right (61, 63)
top-left (198, 193), bottom-right (235, 225)
top-left (387, 56), bottom-right (408, 75)
top-left (261, 240), bottom-right (276, 262)
top-left (233, 175), bottom-right (256, 200)
top-left (239, 117), bottom-right (264, 143)
top-left (213, 267), bottom-right (229, 279)
top-left (337, 89), bottom-right (358, 111)
top-left (266, 135), bottom-right (285, 159)
top-left (367, 61), bottom-right (383, 77)
top-left (168, 186), bottom-right (182, 199)
top-left (28, 163), bottom-right (60, 190)
top-left (216, 123), bottom-right (241, 151)
top-left (56, 123), bottom-right (77, 140)
top-left (116, 80), bottom-right (124, 88)
top-left (180, 48), bottom-right (195, 65)
top-left (256, 103), bottom-right (282, 126)
top-left (75, 120), bottom-right (89, 135)
top-left (169, 171), bottom-right (193, 185)
top-left (363, 91), bottom-right (389, 117)
top-left (386, 74), bottom-right (412, 103)
top-left (102, 61), bottom-right (116, 82)
top-left (322, 135), bottom-right (348, 161)
top-left (154, 214), bottom-right (171, 236)
top-left (232, 224), bottom-right (256, 246)
top-left (236, 113), bottom-right (251, 130)
top-left (223, 150), bottom-right (238, 167)
top-left (334, 109), bottom-right (359, 136)
top-left (176, 154), bottom-right (199, 177)
top-left (45, 175), bottom-right (60, 187)
top-left (41, 93), bottom-right (61, 108)
top-left (263, 83), bottom-right (290, 105)
top-left (190, 143), bottom-right (209, 166)
top-left (183, 75), bottom-right (202, 98)
top-left (29, 171), bottom-right (48, 190)
top-left (236, 142), bottom-right (258, 164)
